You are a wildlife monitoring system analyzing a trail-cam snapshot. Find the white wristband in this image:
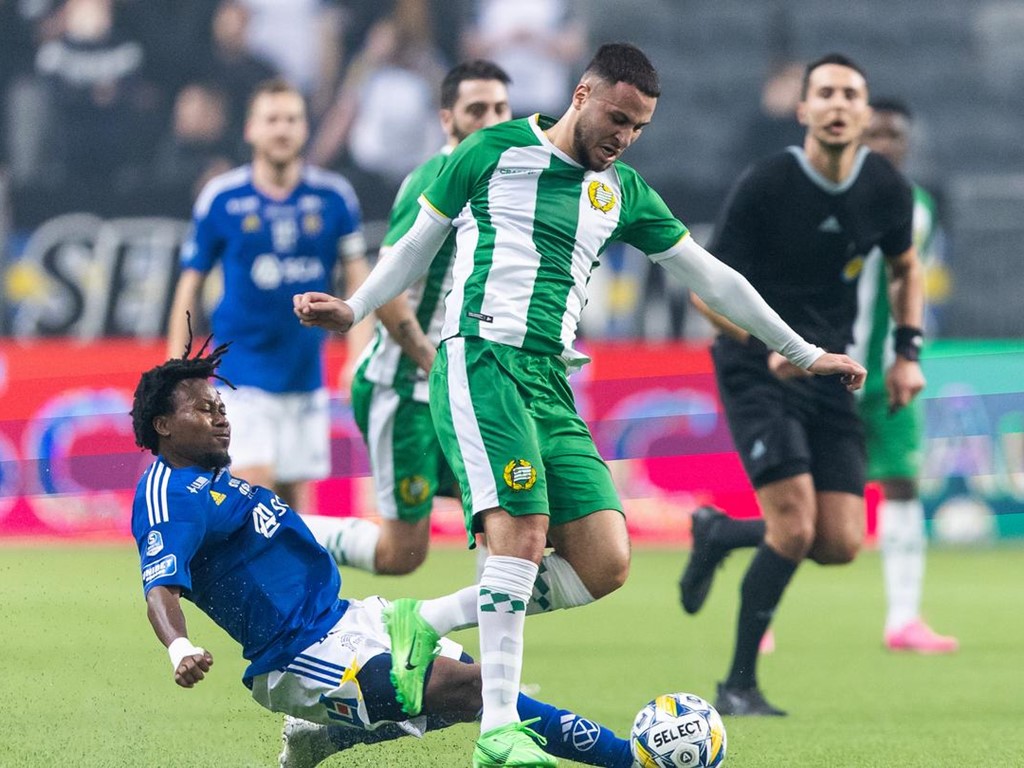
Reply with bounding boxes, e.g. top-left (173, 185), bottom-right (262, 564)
top-left (168, 637), bottom-right (204, 670)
